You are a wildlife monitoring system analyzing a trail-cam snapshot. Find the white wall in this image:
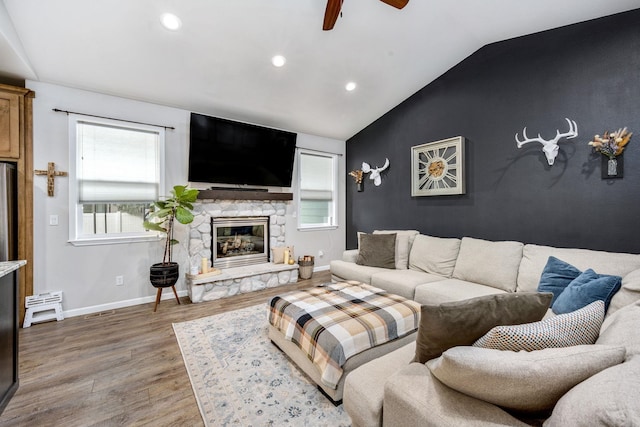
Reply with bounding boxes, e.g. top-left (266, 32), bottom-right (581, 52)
top-left (28, 81), bottom-right (346, 316)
